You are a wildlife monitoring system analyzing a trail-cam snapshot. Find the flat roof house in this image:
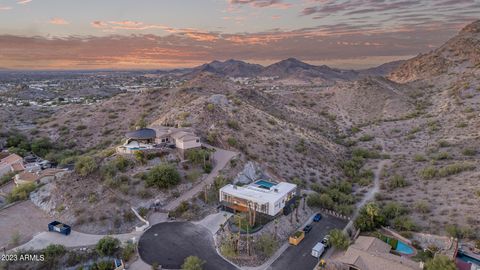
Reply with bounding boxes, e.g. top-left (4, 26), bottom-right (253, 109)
top-left (219, 180), bottom-right (297, 216)
top-left (336, 236), bottom-right (423, 270)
